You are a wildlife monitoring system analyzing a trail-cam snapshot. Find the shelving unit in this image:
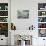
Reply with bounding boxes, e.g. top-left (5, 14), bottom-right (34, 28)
top-left (0, 3), bottom-right (8, 37)
top-left (38, 3), bottom-right (46, 37)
